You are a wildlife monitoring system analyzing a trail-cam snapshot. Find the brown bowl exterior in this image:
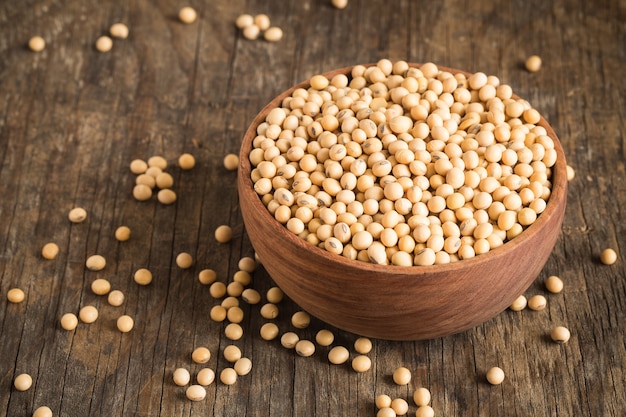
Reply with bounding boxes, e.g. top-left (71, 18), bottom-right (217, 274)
top-left (238, 64), bottom-right (568, 341)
